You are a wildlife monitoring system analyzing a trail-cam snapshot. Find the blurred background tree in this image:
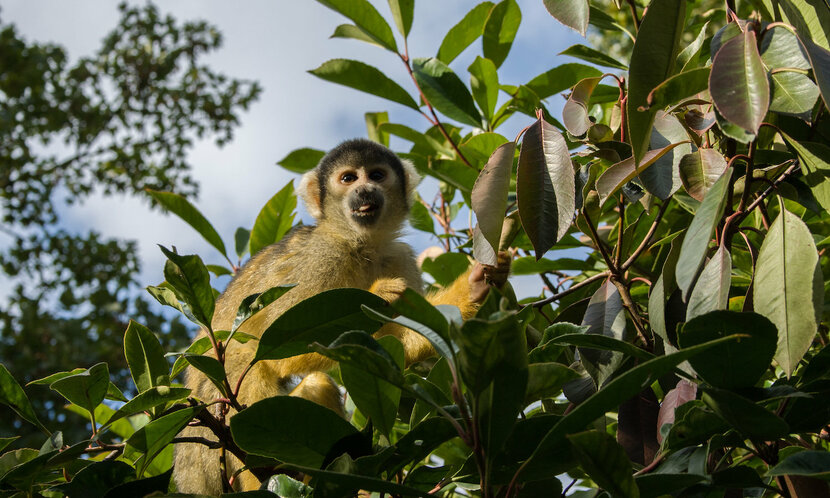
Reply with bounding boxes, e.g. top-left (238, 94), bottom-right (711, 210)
top-left (0, 2), bottom-right (260, 447)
